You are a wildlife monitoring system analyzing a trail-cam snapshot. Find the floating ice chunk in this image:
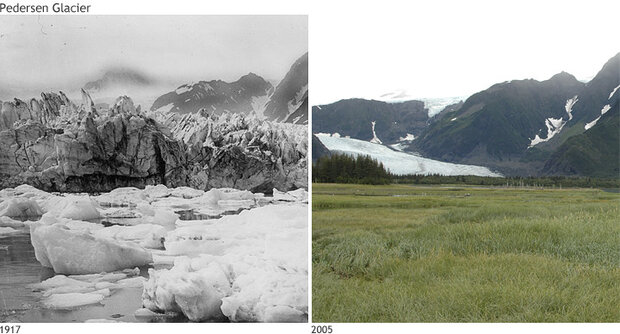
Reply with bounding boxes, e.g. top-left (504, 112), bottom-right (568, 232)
top-left (95, 187), bottom-right (146, 207)
top-left (134, 307), bottom-right (162, 318)
top-left (42, 292), bottom-right (105, 309)
top-left (220, 267), bottom-right (307, 322)
top-left (116, 276), bottom-right (146, 288)
top-left (0, 216), bottom-right (26, 228)
top-left (0, 226), bottom-right (20, 235)
top-left (171, 187), bottom-right (204, 199)
top-left (273, 188), bottom-right (308, 202)
top-left (84, 319), bottom-right (121, 323)
top-left (56, 196), bottom-right (101, 220)
top-left (93, 224), bottom-right (166, 249)
top-left (30, 224), bottom-right (152, 274)
top-left (142, 262), bottom-right (232, 321)
top-left (0, 198), bottom-right (43, 218)
top-left (143, 204), bottom-right (308, 322)
top-left (144, 184), bottom-right (171, 200)
top-left (152, 209), bottom-right (179, 227)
